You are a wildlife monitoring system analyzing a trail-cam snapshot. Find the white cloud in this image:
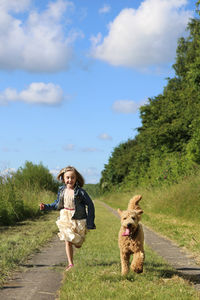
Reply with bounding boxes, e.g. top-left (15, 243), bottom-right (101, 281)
top-left (91, 0), bottom-right (193, 69)
top-left (0, 0), bottom-right (31, 12)
top-left (0, 0), bottom-right (82, 72)
top-left (112, 100), bottom-right (143, 114)
top-left (63, 144), bottom-right (75, 151)
top-left (0, 168), bottom-right (16, 177)
top-left (0, 82), bottom-right (64, 105)
top-left (99, 4), bottom-right (111, 14)
top-left (98, 133), bottom-right (112, 141)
